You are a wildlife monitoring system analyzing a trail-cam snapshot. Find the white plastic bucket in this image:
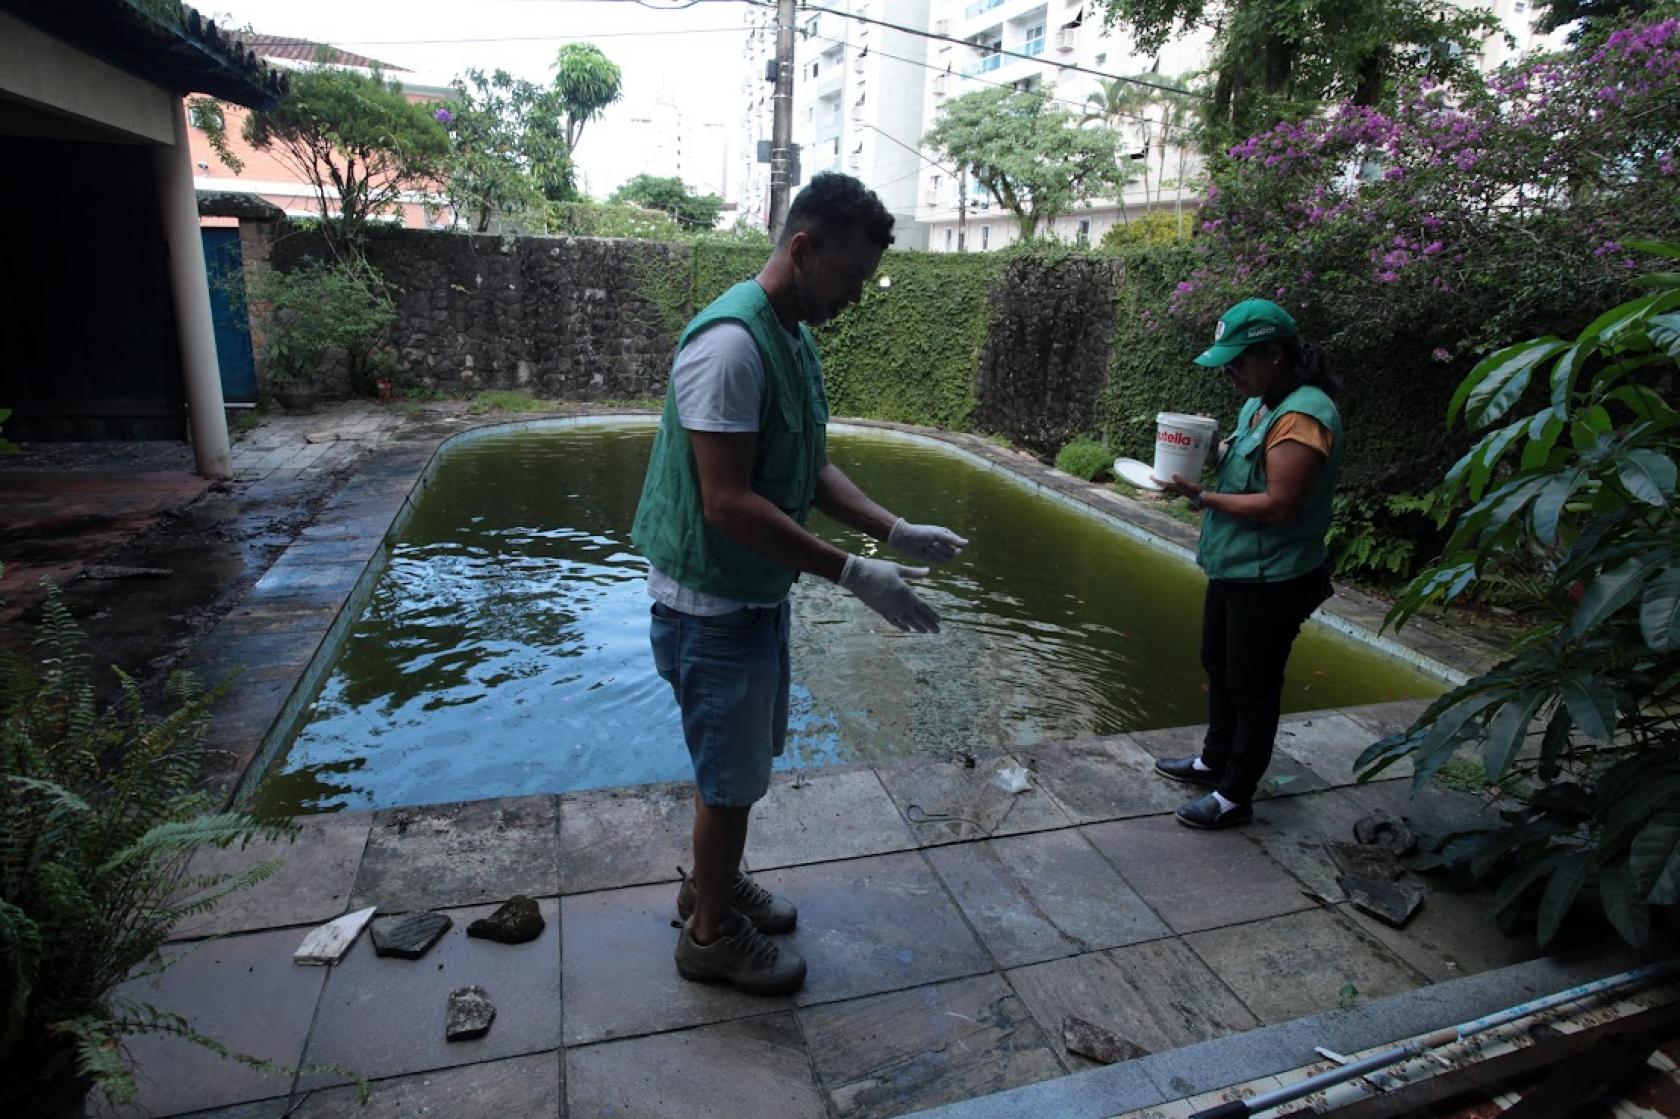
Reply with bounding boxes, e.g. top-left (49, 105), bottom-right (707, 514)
top-left (1151, 412), bottom-right (1220, 485)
